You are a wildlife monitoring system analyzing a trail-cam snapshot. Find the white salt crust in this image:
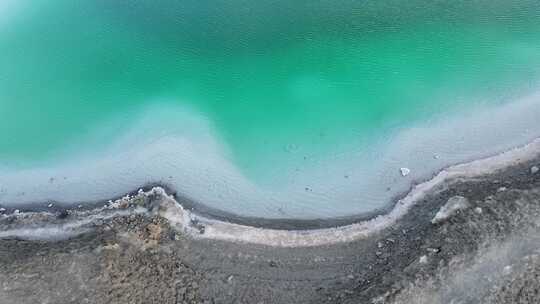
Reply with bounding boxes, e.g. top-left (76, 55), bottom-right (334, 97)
top-left (153, 137), bottom-right (540, 247)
